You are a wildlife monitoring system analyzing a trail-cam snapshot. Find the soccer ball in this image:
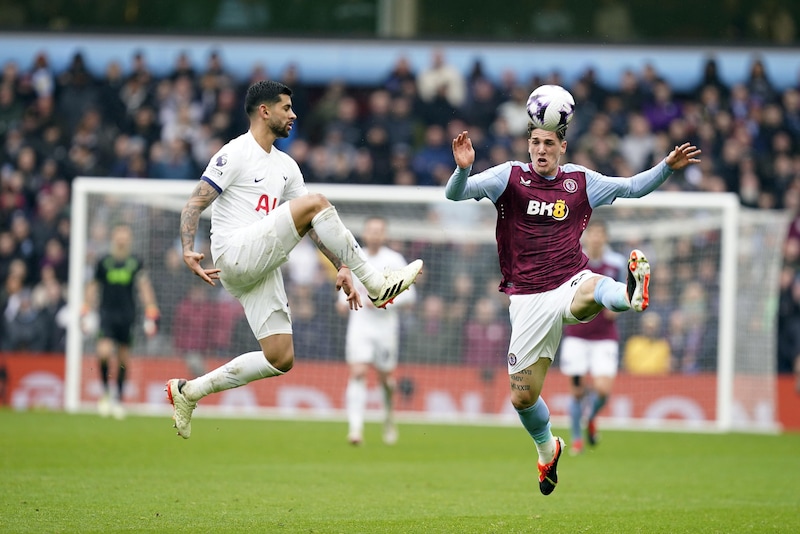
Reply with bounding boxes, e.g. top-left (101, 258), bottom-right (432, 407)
top-left (526, 85), bottom-right (575, 134)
